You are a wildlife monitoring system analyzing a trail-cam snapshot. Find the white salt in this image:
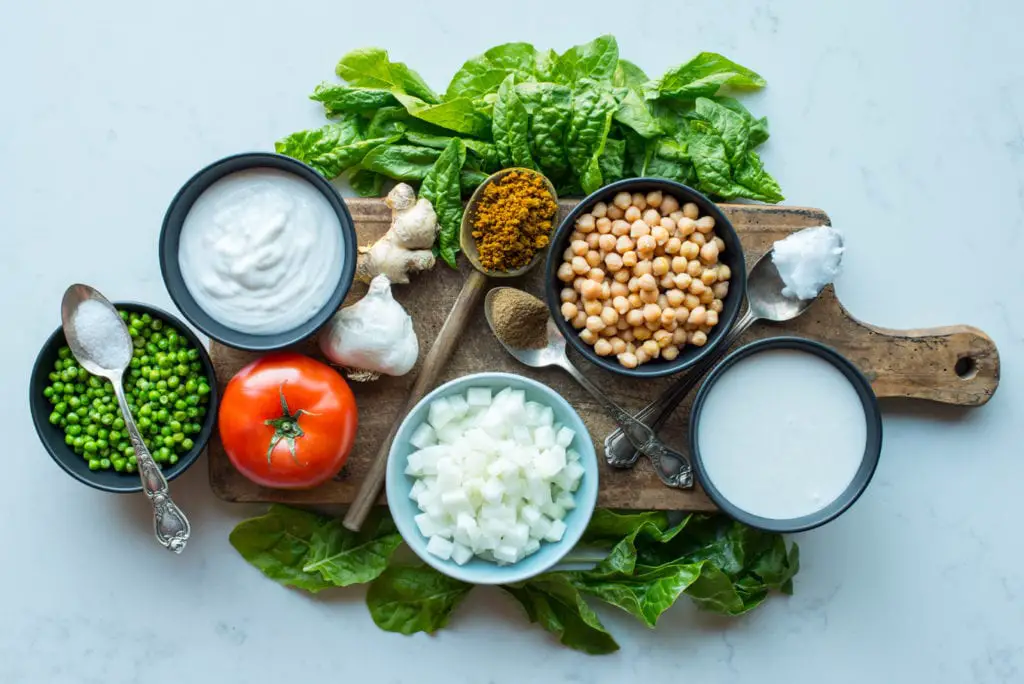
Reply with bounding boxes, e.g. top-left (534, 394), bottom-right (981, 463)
top-left (771, 225), bottom-right (845, 300)
top-left (72, 300), bottom-right (131, 369)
